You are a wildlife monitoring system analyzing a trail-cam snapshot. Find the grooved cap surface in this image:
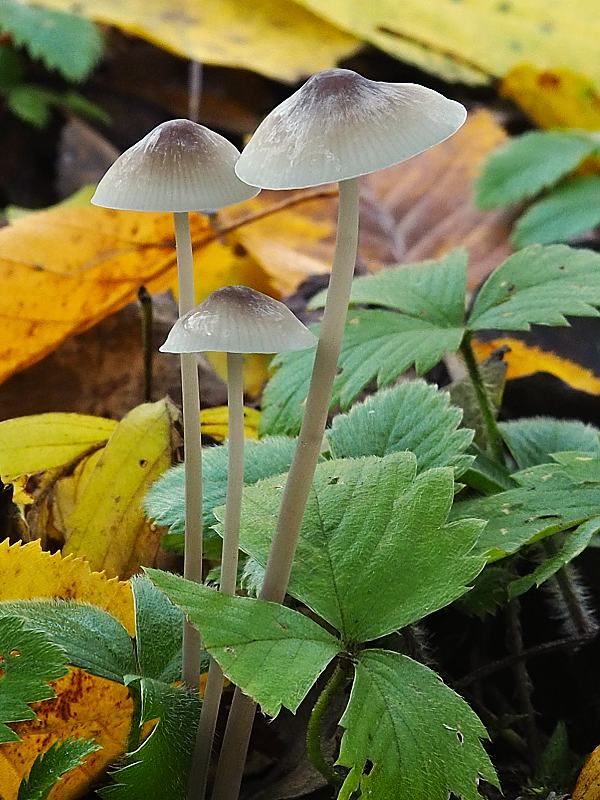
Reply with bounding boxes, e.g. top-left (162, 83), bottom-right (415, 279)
top-left (92, 119), bottom-right (258, 212)
top-left (235, 69), bottom-right (467, 189)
